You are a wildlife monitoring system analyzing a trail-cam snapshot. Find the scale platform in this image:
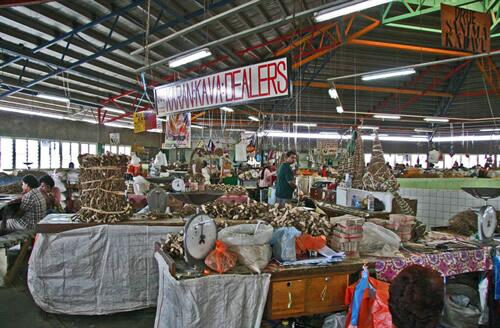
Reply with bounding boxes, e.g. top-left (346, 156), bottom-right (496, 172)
top-left (169, 191), bottom-right (224, 206)
top-left (461, 188), bottom-right (500, 201)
